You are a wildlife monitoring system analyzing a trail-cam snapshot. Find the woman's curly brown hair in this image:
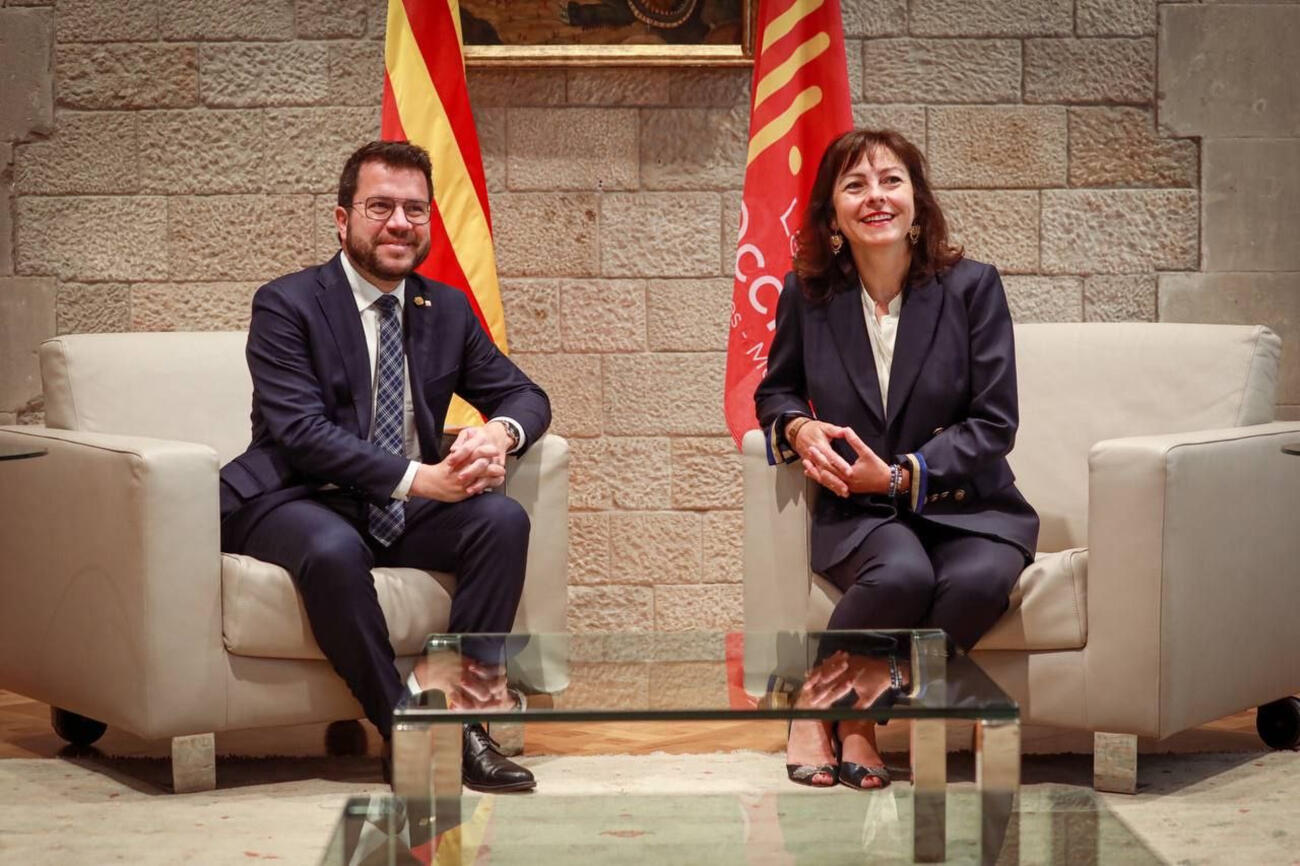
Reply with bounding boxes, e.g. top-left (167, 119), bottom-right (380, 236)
top-left (793, 129), bottom-right (961, 304)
